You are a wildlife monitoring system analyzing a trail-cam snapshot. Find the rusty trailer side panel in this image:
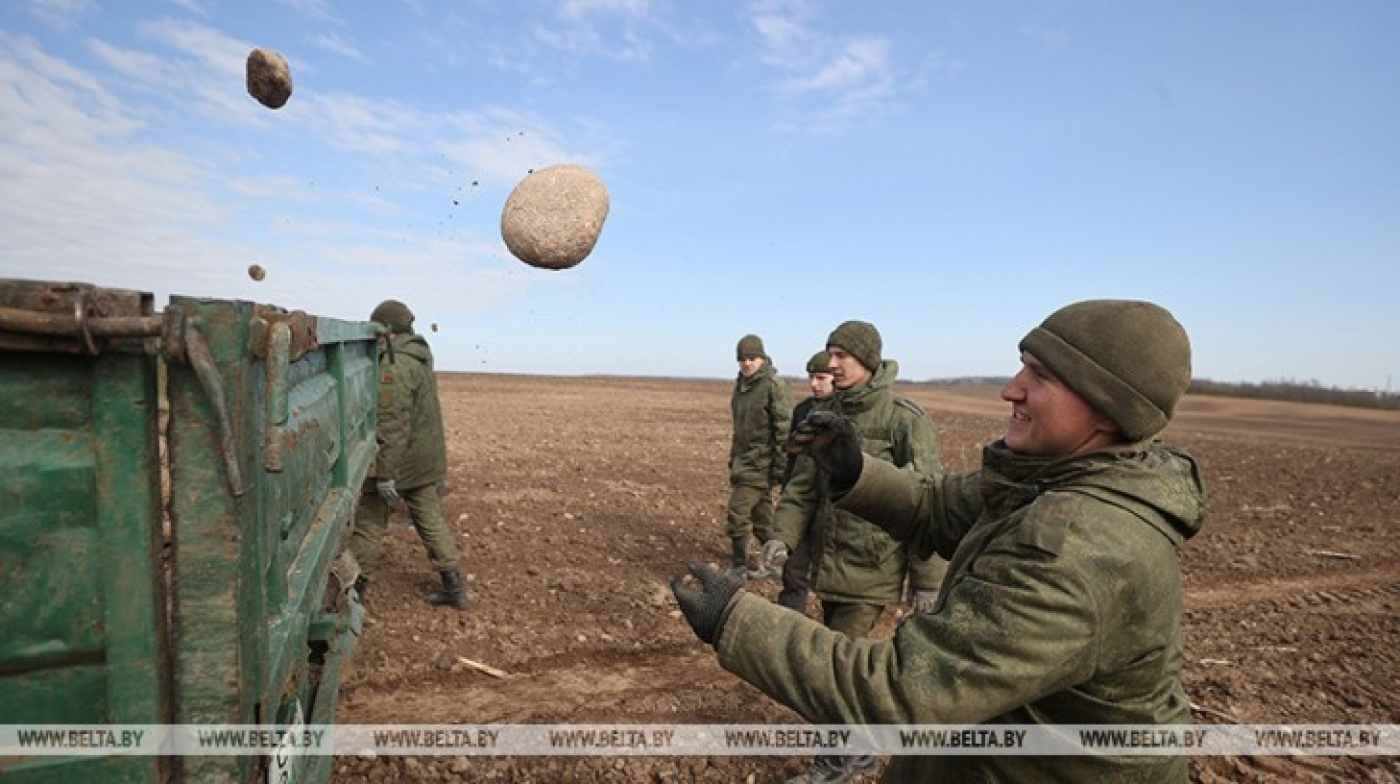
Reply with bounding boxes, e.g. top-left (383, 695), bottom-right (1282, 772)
top-left (0, 279), bottom-right (379, 784)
